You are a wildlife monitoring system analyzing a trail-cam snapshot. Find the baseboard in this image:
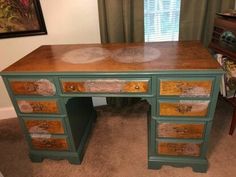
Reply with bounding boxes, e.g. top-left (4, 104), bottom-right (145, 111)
top-left (0, 106), bottom-right (17, 120)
